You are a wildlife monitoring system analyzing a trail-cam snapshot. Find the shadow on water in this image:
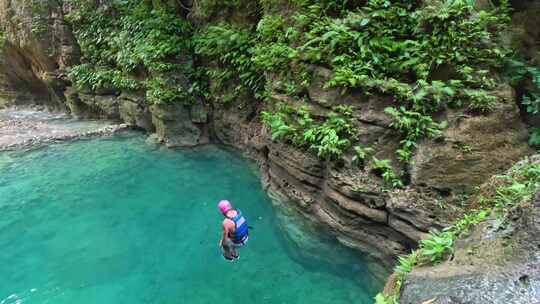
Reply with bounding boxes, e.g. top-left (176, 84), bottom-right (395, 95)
top-left (267, 192), bottom-right (388, 294)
